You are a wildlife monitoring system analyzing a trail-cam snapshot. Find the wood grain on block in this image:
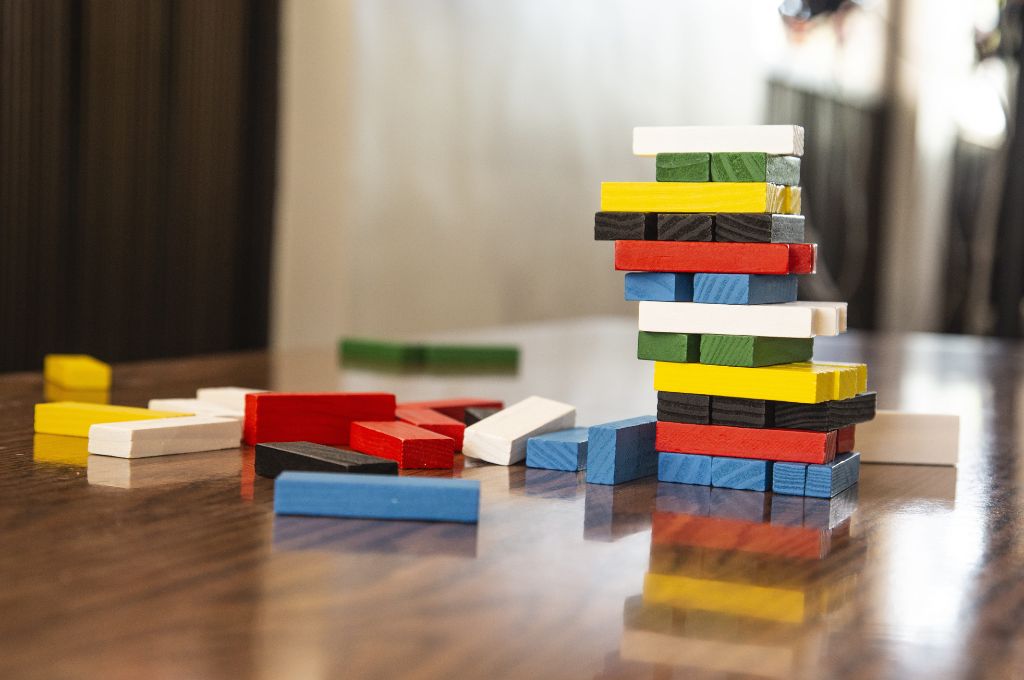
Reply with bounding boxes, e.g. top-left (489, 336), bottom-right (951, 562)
top-left (44, 354), bottom-right (111, 390)
top-left (594, 212), bottom-right (657, 241)
top-left (638, 301), bottom-right (838, 338)
top-left (643, 573), bottom-right (804, 623)
top-left (526, 427), bottom-right (589, 471)
top-left (273, 471), bottom-right (480, 523)
top-left (395, 398), bottom-right (503, 422)
top-left (836, 426), bottom-right (856, 454)
top-left (254, 441), bottom-right (398, 479)
top-left (771, 462), bottom-right (808, 496)
top-left (586, 415), bottom-right (658, 485)
top-left (711, 457), bottom-right (773, 492)
top-left (651, 511), bottom-right (837, 560)
top-left (658, 452), bottom-right (712, 485)
top-left (463, 406), bottom-right (501, 425)
top-left (625, 272), bottom-right (694, 302)
top-left (710, 152), bottom-right (769, 182)
top-left (656, 421), bottom-right (838, 464)
top-left (790, 301), bottom-right (847, 332)
top-left (601, 182), bottom-right (790, 214)
top-left (147, 398), bottom-right (243, 419)
top-left (822, 391), bottom-right (876, 430)
top-left (637, 331), bottom-right (700, 363)
top-left (710, 396), bottom-right (771, 427)
top-left (244, 393), bottom-right (395, 446)
top-left (349, 421), bottom-right (455, 469)
top-left (714, 391), bottom-right (876, 431)
top-left (699, 335), bottom-right (813, 367)
top-left (655, 152), bottom-right (710, 182)
top-left (692, 274), bottom-right (798, 305)
top-left (656, 391), bottom-right (710, 424)
top-left (656, 213), bottom-right (713, 241)
top-left (783, 186), bottom-right (802, 214)
top-left (767, 156), bottom-right (801, 185)
top-left (633, 125), bottom-right (805, 156)
top-left (615, 241), bottom-right (815, 275)
top-left (814, 360), bottom-right (866, 392)
top-left (87, 416), bottom-right (240, 458)
top-left (34, 402), bottom-right (190, 438)
top-left (654, 361), bottom-right (857, 403)
top-left (196, 386), bottom-right (265, 412)
top-left (715, 213), bottom-right (805, 243)
top-left (395, 407), bottom-right (465, 450)
top-left (805, 452), bottom-right (860, 498)
top-left (462, 395), bottom-right (575, 465)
